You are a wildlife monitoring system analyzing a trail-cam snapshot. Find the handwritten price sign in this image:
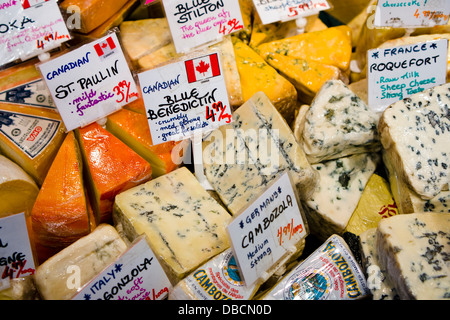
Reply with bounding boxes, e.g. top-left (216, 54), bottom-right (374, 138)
top-left (38, 33), bottom-right (138, 131)
top-left (162, 0), bottom-right (244, 53)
